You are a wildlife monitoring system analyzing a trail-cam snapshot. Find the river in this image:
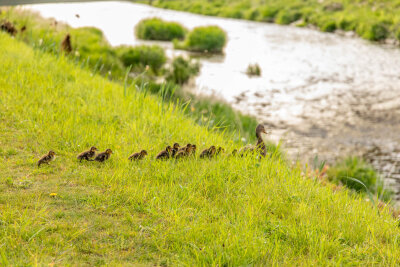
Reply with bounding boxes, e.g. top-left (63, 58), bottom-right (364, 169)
top-left (20, 1), bottom-right (400, 200)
